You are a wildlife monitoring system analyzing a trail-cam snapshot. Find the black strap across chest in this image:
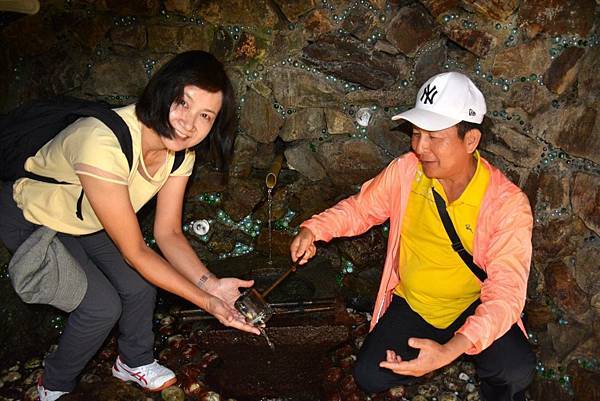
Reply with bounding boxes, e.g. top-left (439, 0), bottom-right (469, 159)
top-left (431, 188), bottom-right (488, 282)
